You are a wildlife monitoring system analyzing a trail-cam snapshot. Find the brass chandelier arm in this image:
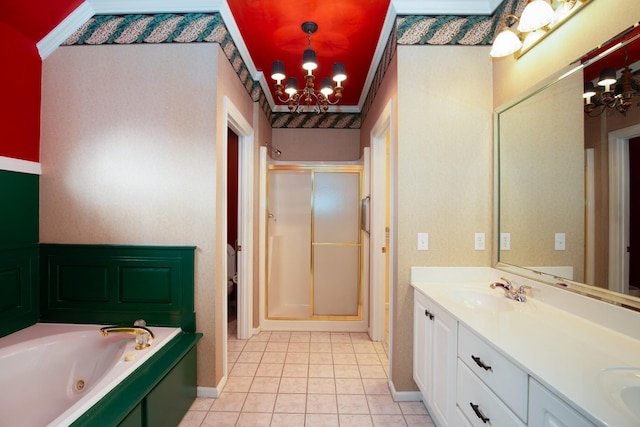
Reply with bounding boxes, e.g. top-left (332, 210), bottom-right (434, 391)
top-left (271, 21), bottom-right (346, 114)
